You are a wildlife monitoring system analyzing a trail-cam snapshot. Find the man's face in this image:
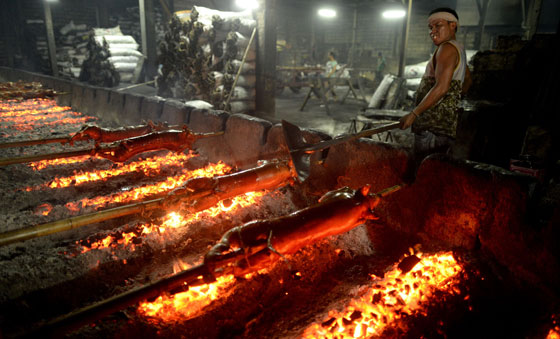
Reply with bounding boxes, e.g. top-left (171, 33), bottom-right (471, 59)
top-left (428, 19), bottom-right (456, 45)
